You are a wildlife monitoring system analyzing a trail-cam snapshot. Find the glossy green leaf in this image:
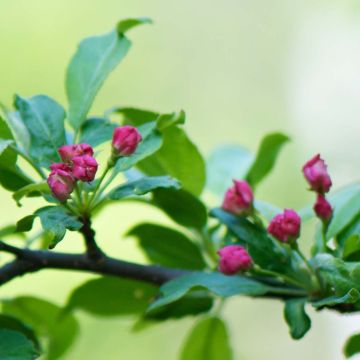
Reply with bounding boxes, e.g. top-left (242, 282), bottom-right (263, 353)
top-left (127, 223), bottom-right (206, 269)
top-left (114, 122), bottom-right (162, 173)
top-left (66, 18), bottom-right (149, 129)
top-left (180, 317), bottom-right (232, 360)
top-left (2, 296), bottom-right (78, 360)
top-left (66, 276), bottom-right (157, 316)
top-left (152, 188), bottom-right (207, 229)
top-left (117, 17), bottom-right (152, 34)
top-left (246, 133), bottom-right (290, 188)
top-left (344, 333), bottom-right (360, 358)
top-left (284, 299), bottom-right (311, 339)
top-left (206, 145), bottom-right (254, 198)
top-left (211, 208), bottom-right (290, 273)
top-left (0, 314), bottom-right (40, 351)
top-left (14, 95), bottom-right (66, 167)
top-left (148, 272), bottom-right (269, 313)
top-left (0, 166), bottom-right (32, 192)
top-left (0, 329), bottom-right (39, 360)
top-left (79, 117), bottom-right (116, 147)
top-left (109, 176), bottom-right (180, 200)
top-left (326, 183), bottom-right (360, 240)
top-left (13, 182), bottom-right (49, 206)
